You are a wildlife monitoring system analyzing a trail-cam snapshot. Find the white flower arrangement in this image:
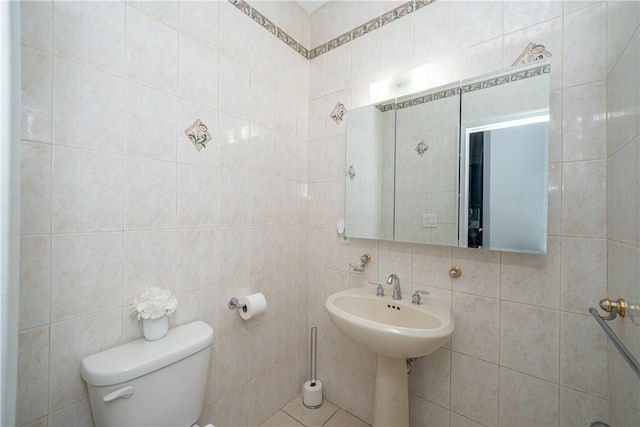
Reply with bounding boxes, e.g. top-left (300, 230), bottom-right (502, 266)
top-left (130, 287), bottom-right (178, 320)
